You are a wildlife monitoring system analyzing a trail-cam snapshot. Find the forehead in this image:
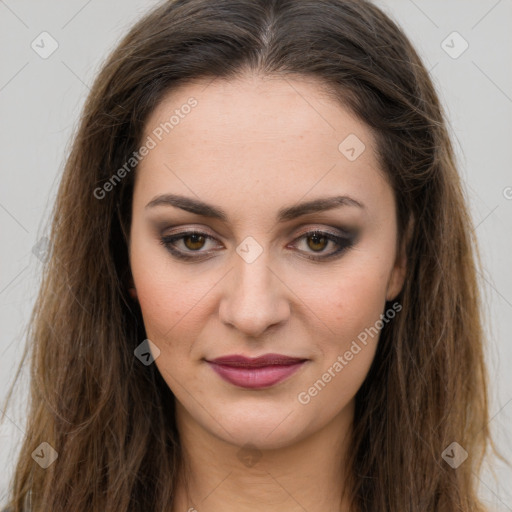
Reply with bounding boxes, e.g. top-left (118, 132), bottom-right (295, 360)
top-left (135, 73), bottom-right (389, 217)
top-left (142, 73), bottom-right (373, 150)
